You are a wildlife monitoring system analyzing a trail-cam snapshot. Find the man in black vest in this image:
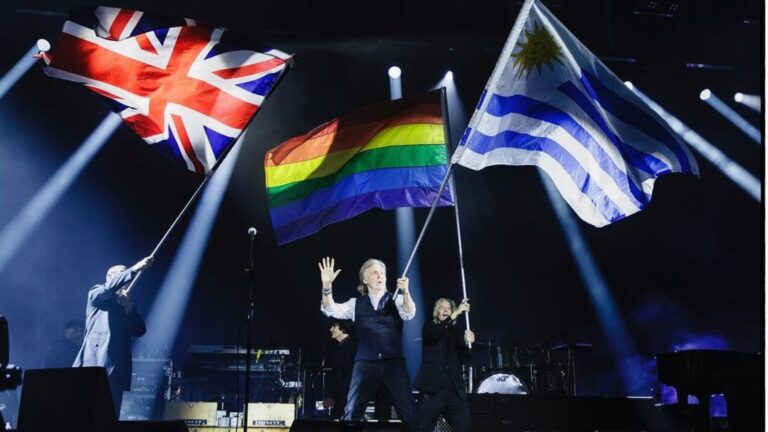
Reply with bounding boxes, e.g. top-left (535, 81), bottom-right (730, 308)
top-left (415, 298), bottom-right (474, 432)
top-left (319, 257), bottom-right (417, 432)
